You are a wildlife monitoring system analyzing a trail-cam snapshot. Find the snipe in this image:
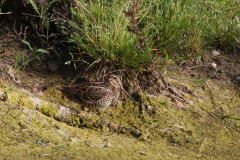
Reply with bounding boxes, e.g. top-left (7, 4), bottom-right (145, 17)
top-left (57, 74), bottom-right (137, 108)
